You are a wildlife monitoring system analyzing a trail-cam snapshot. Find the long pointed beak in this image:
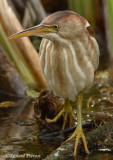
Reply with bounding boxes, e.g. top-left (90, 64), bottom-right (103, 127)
top-left (9, 24), bottom-right (55, 39)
